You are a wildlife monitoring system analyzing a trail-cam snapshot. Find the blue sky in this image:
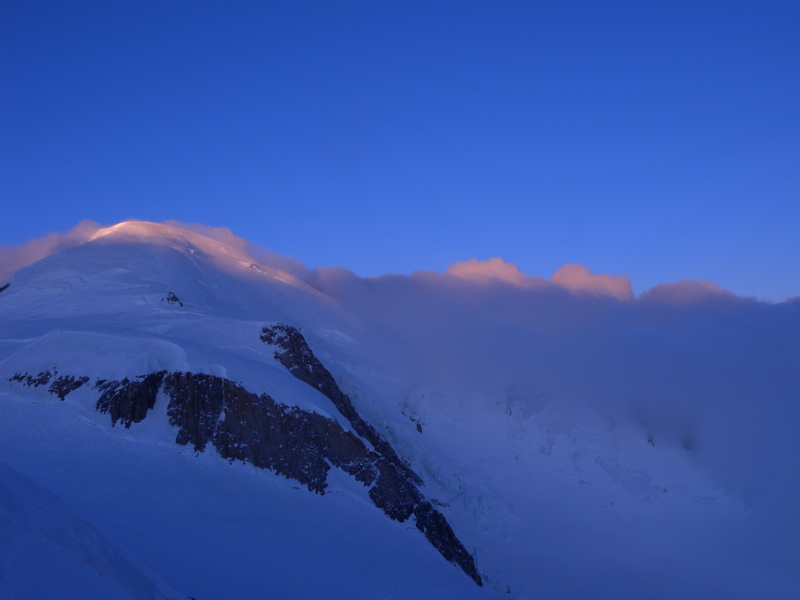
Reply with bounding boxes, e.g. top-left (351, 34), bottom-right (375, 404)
top-left (2, 1), bottom-right (798, 300)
